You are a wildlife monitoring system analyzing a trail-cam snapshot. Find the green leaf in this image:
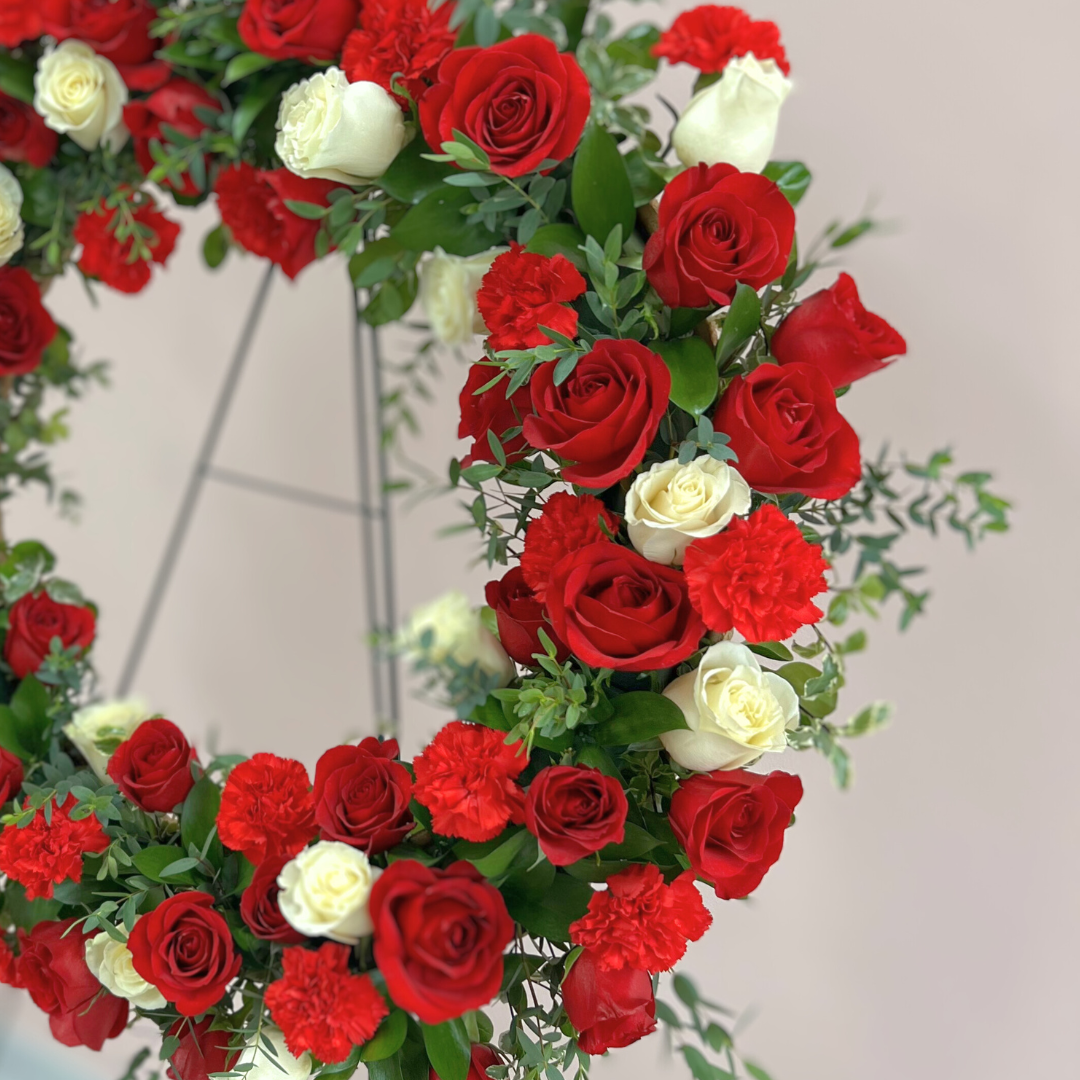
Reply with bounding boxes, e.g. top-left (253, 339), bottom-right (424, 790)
top-left (0, 52), bottom-right (36, 104)
top-left (363, 274), bottom-right (419, 326)
top-left (836, 701), bottom-right (893, 737)
top-left (350, 236), bottom-right (406, 288)
top-left (0, 707), bottom-right (28, 760)
top-left (573, 744), bottom-right (623, 779)
top-left (777, 662), bottom-right (838, 719)
top-left (232, 70), bottom-right (293, 142)
top-left (381, 137), bottom-right (457, 204)
top-left (503, 871), bottom-right (593, 942)
top-left (283, 200), bottom-right (328, 221)
top-left (202, 225), bottom-right (229, 270)
top-left (600, 822), bottom-right (661, 860)
top-left (592, 691), bottom-right (688, 745)
top-left (747, 641), bottom-right (794, 662)
top-left (669, 306), bottom-right (712, 337)
top-left (745, 1062), bottom-right (776, 1080)
top-left (623, 148), bottom-right (666, 207)
top-left (762, 160), bottom-right (812, 206)
top-left (571, 122), bottom-right (636, 244)
top-left (606, 24), bottom-right (661, 70)
top-left (221, 51), bottom-right (276, 87)
top-left (526, 223), bottom-right (587, 270)
top-left (716, 283), bottom-right (762, 365)
top-left (421, 1018), bottom-right (471, 1080)
top-left (1, 881), bottom-right (61, 931)
top-left (319, 1045), bottom-right (363, 1079)
top-left (180, 776), bottom-right (223, 865)
top-left (454, 828), bottom-right (533, 879)
top-left (655, 336), bottom-right (718, 416)
top-left (362, 1011), bottom-right (410, 1062)
top-left (132, 845), bottom-right (196, 885)
top-left (392, 186), bottom-right (500, 257)
top-left (5, 675), bottom-right (53, 759)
